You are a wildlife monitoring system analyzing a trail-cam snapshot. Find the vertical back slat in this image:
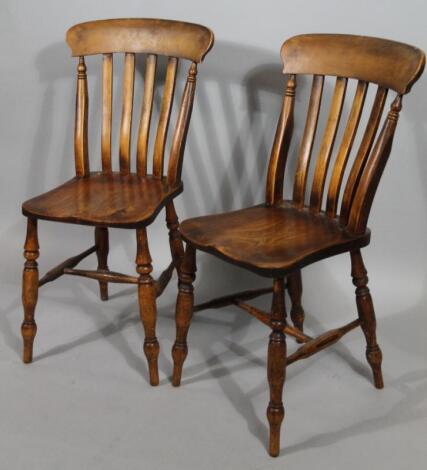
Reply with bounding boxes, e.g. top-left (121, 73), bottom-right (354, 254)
top-left (340, 86), bottom-right (388, 223)
top-left (265, 74), bottom-right (296, 205)
top-left (326, 80), bottom-right (368, 217)
top-left (310, 77), bottom-right (348, 212)
top-left (293, 75), bottom-right (324, 208)
top-left (136, 54), bottom-right (157, 176)
top-left (153, 57), bottom-right (178, 177)
top-left (347, 95), bottom-right (402, 233)
top-left (167, 63), bottom-right (197, 185)
top-left (101, 53), bottom-right (113, 173)
top-left (119, 52), bottom-right (135, 174)
top-left (74, 56), bottom-right (90, 177)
